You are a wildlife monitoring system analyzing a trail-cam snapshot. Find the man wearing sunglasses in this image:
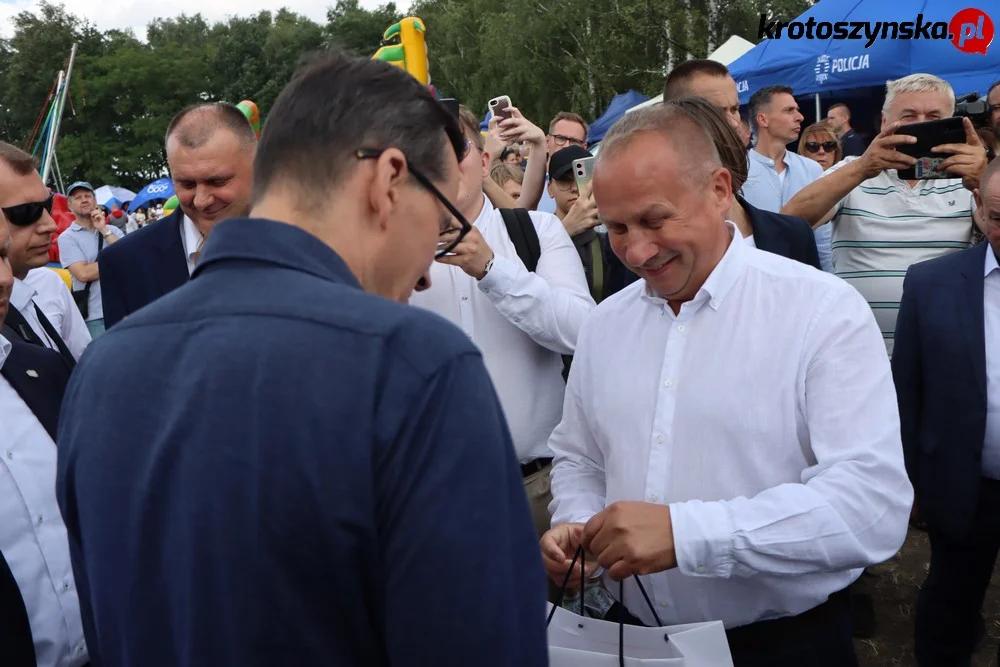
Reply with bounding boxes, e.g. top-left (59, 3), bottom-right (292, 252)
top-left (56, 52), bottom-right (547, 667)
top-left (56, 182), bottom-right (123, 338)
top-left (535, 111), bottom-right (590, 215)
top-left (0, 143), bottom-right (90, 367)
